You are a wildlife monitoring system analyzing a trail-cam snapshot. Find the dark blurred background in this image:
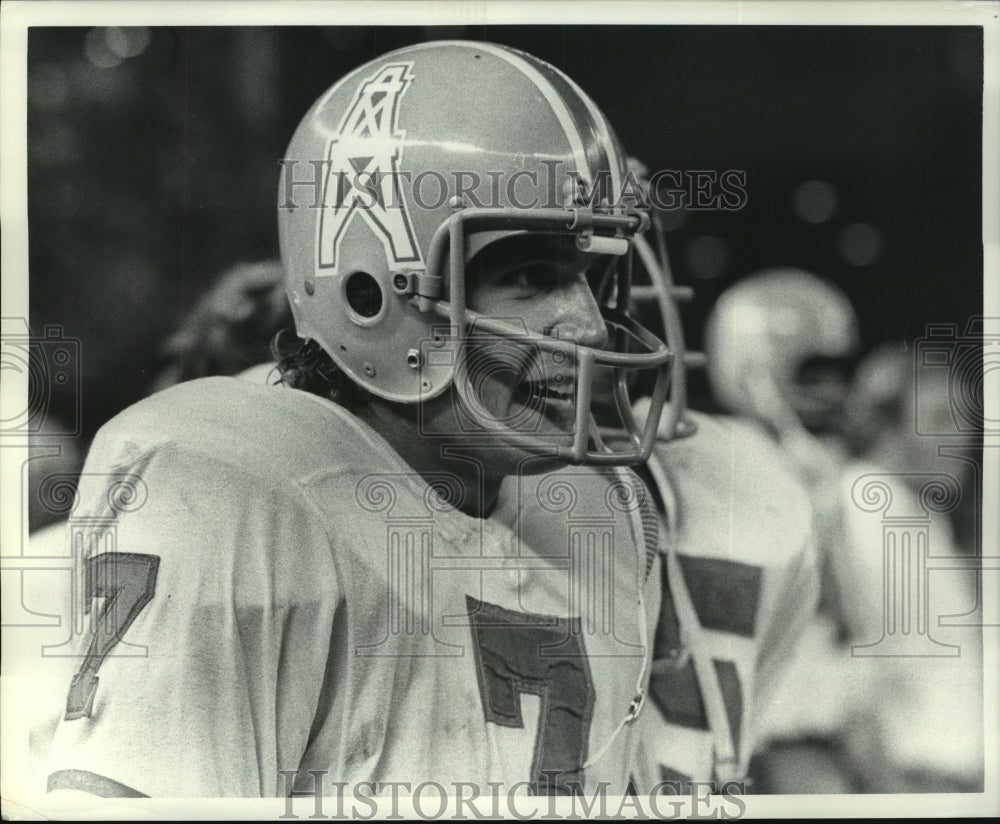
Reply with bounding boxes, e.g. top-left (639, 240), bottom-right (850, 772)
top-left (26, 25), bottom-right (984, 443)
